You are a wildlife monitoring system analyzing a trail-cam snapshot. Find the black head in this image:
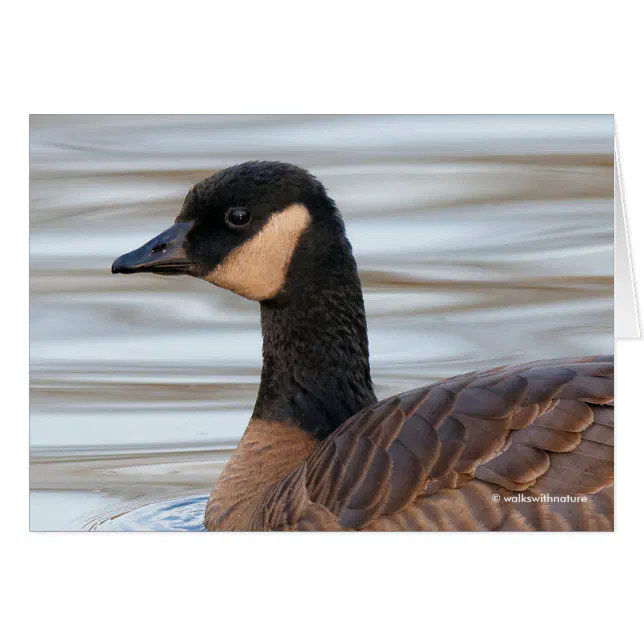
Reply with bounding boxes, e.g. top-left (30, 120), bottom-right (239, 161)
top-left (112, 161), bottom-right (344, 301)
top-left (113, 161), bottom-right (375, 437)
